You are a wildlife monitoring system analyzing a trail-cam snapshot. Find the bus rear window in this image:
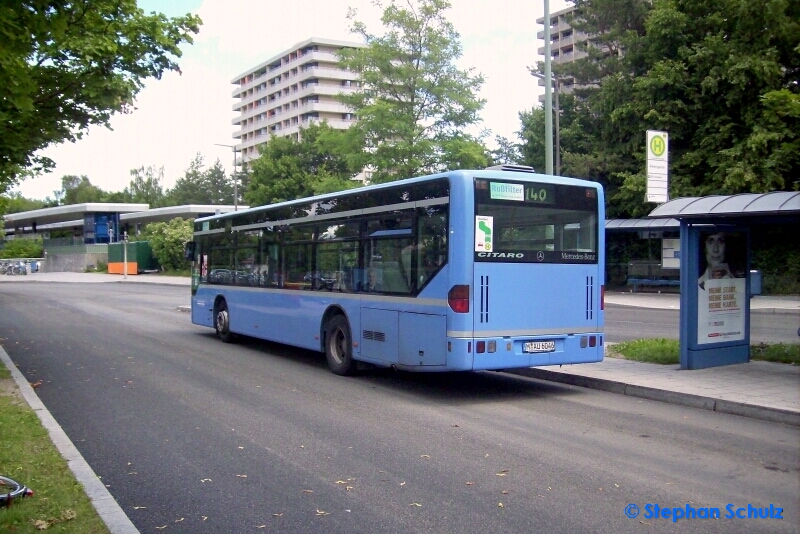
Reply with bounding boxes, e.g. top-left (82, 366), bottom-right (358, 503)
top-left (474, 179), bottom-right (598, 264)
